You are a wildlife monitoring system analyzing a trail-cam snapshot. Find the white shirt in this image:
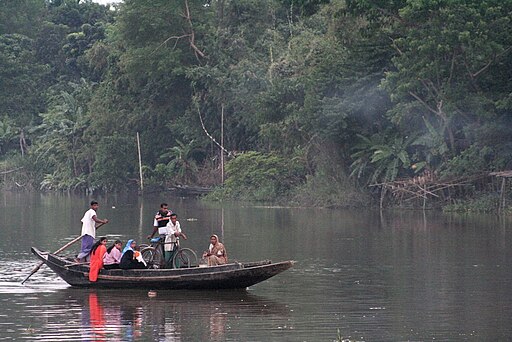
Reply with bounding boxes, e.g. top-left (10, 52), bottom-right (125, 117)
top-left (164, 220), bottom-right (181, 251)
top-left (81, 208), bottom-right (97, 238)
